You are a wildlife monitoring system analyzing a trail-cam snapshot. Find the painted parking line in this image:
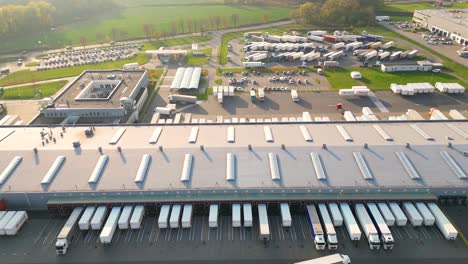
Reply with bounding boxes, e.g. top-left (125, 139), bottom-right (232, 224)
top-left (391, 227), bottom-right (402, 240)
top-left (419, 227), bottom-right (431, 240)
top-left (430, 227), bottom-right (443, 240)
top-left (33, 219), bottom-right (53, 245)
top-left (290, 218), bottom-right (298, 241)
top-left (368, 91), bottom-right (389, 113)
top-left (402, 226), bottom-right (413, 239)
top-left (47, 224), bottom-right (66, 247)
top-left (148, 219), bottom-right (156, 243)
top-left (298, 216), bottom-right (306, 240)
top-left (42, 221), bottom-right (61, 246)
